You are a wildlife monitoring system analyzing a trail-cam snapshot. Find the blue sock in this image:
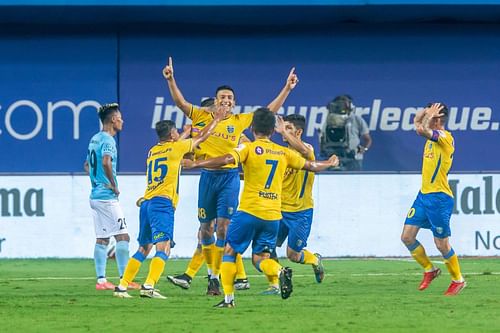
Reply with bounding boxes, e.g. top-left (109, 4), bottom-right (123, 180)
top-left (94, 243), bottom-right (107, 280)
top-left (115, 241), bottom-right (130, 277)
